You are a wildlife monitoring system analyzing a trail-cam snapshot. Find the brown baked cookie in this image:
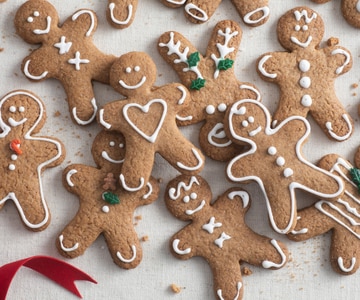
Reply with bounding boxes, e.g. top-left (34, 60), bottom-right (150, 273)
top-left (160, 0), bottom-right (269, 26)
top-left (257, 6), bottom-right (353, 141)
top-left (224, 99), bottom-right (345, 234)
top-left (288, 154), bottom-right (360, 275)
top-left (14, 0), bottom-right (116, 125)
top-left (106, 0), bottom-right (137, 29)
top-left (58, 130), bottom-right (159, 269)
top-left (311, 0), bottom-right (360, 28)
top-left (158, 20), bottom-right (260, 161)
top-left (0, 90), bottom-right (65, 231)
top-left (165, 175), bottom-right (288, 300)
top-left (98, 51), bottom-right (204, 192)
